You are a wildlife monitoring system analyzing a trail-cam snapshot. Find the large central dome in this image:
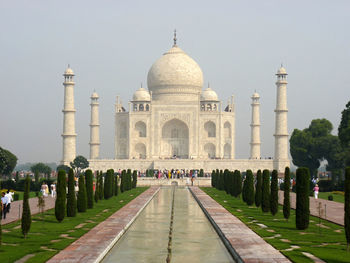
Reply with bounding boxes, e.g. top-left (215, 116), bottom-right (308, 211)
top-left (147, 44), bottom-right (203, 101)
